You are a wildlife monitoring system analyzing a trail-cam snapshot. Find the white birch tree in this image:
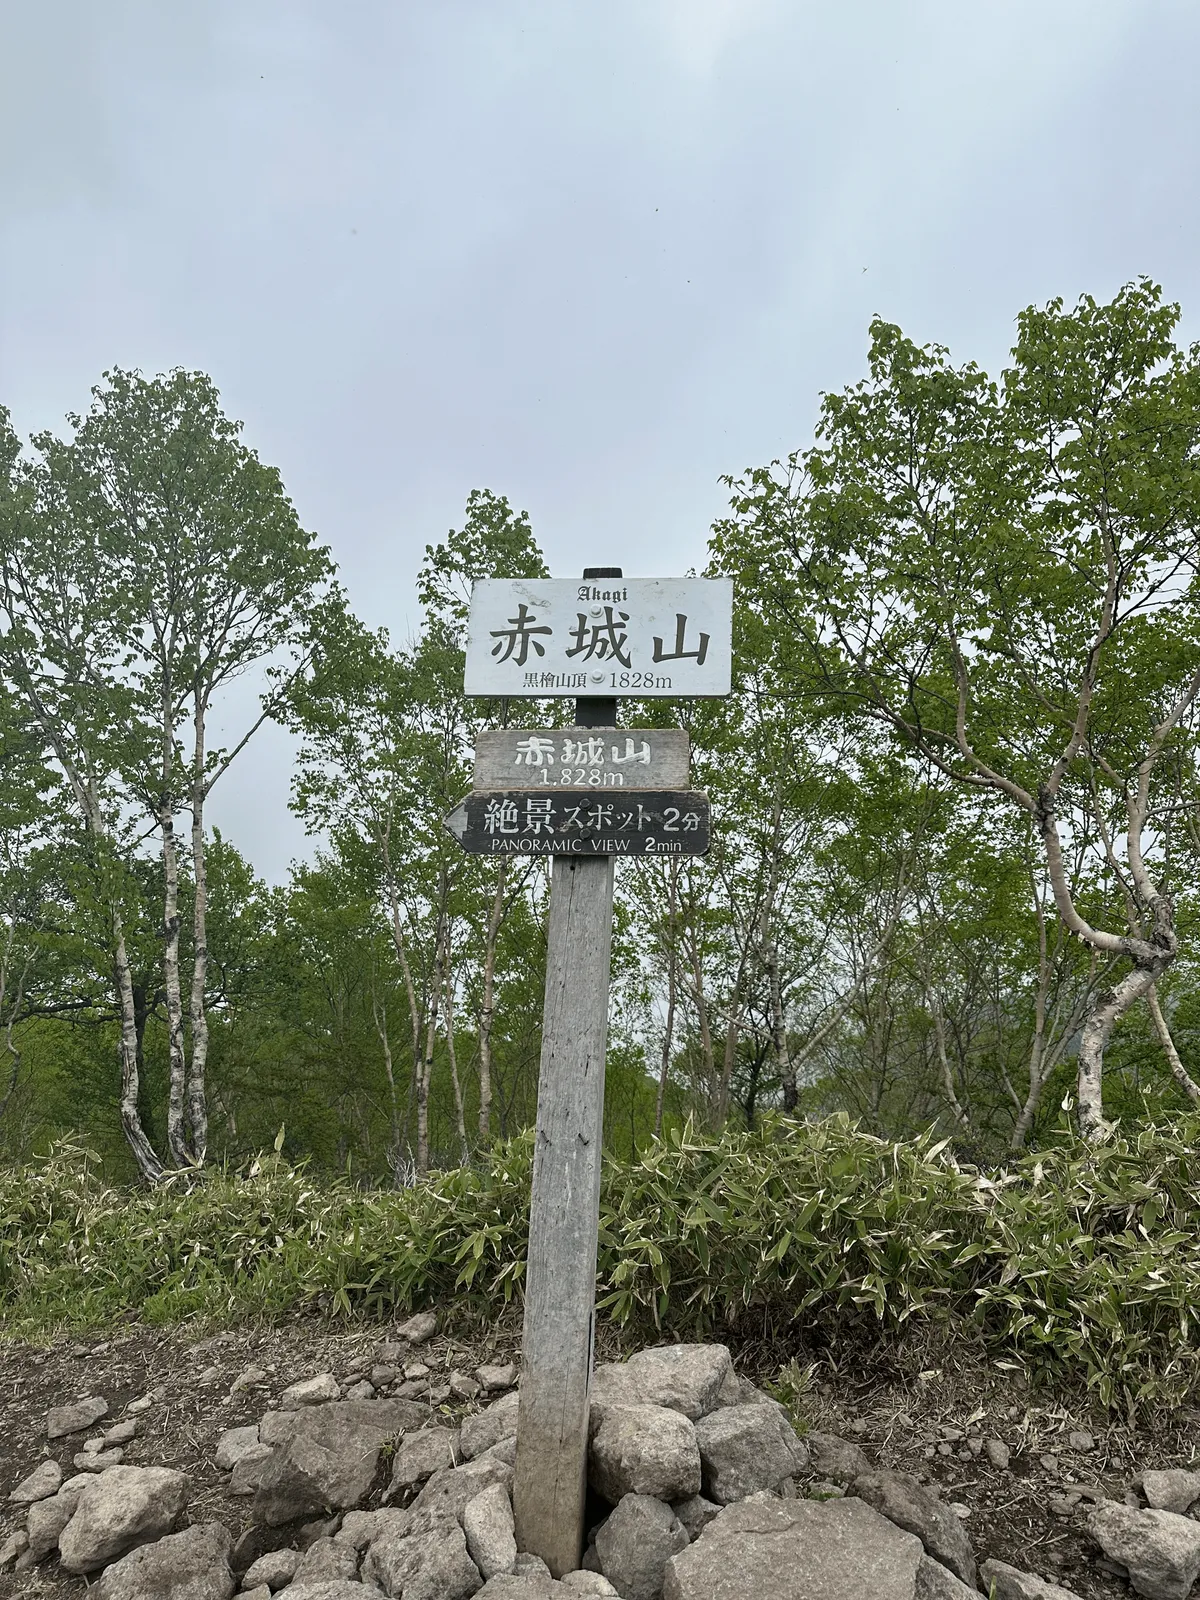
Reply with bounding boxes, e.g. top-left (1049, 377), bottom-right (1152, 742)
top-left (713, 280), bottom-right (1200, 1140)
